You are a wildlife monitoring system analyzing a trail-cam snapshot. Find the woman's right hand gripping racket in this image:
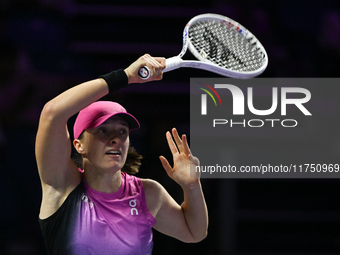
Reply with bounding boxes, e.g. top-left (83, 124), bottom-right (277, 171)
top-left (138, 13), bottom-right (268, 79)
